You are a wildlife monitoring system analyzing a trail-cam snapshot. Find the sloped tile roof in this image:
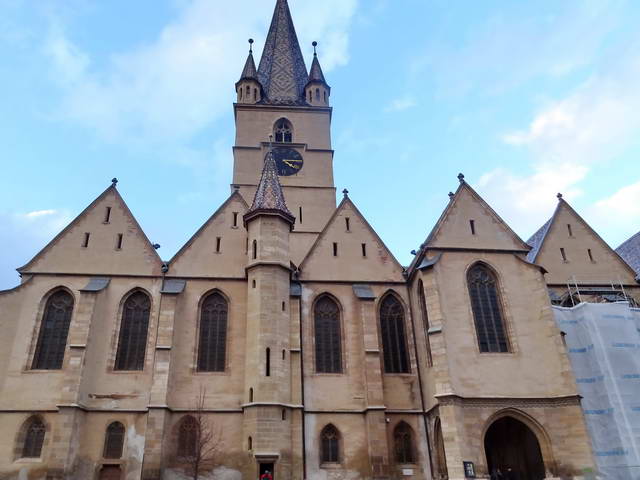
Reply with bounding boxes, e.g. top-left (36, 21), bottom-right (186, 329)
top-left (245, 149), bottom-right (294, 224)
top-left (617, 231), bottom-right (640, 276)
top-left (526, 217), bottom-right (553, 263)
